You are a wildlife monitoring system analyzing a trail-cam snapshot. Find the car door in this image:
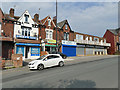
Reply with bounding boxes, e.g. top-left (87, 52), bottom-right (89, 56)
top-left (43, 55), bottom-right (55, 67)
top-left (52, 55), bottom-right (60, 66)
